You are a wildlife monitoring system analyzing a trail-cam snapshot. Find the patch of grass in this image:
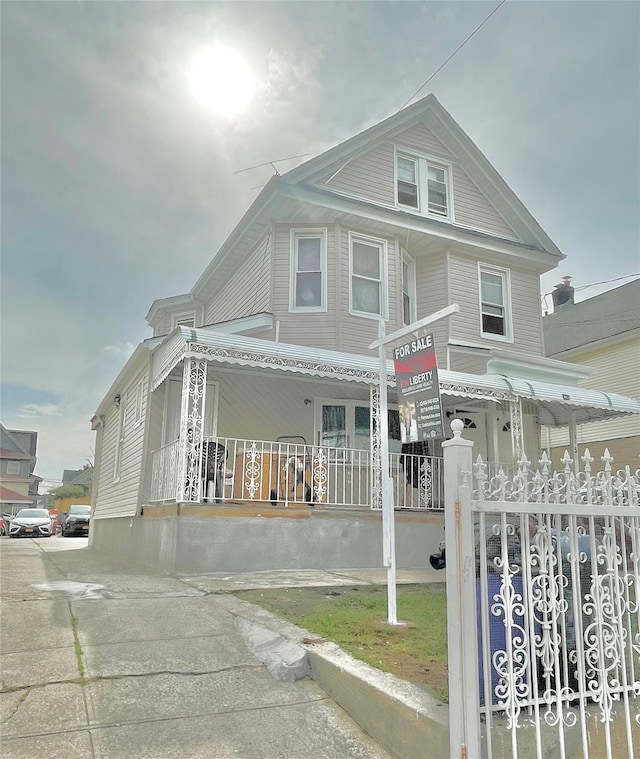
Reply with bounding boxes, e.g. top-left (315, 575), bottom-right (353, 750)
top-left (69, 605), bottom-right (86, 683)
top-left (234, 583), bottom-right (448, 701)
